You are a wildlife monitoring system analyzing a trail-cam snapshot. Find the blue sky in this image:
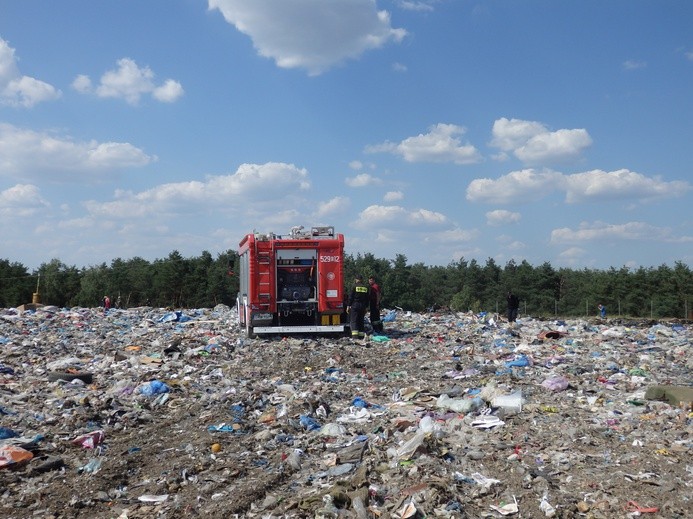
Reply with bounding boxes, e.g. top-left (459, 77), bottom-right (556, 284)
top-left (1, 0), bottom-right (691, 271)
